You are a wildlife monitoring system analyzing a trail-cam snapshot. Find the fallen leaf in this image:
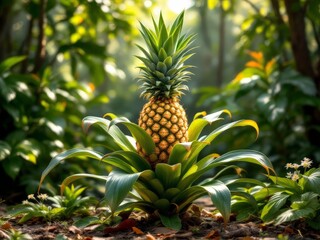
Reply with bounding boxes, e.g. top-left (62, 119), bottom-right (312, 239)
top-left (201, 209), bottom-right (214, 218)
top-left (69, 225), bottom-right (81, 234)
top-left (0, 222), bottom-right (12, 230)
top-left (46, 225), bottom-right (58, 232)
top-left (146, 233), bottom-right (156, 240)
top-left (132, 226), bottom-right (144, 235)
top-left (205, 229), bottom-right (220, 239)
top-left (104, 218), bottom-right (136, 234)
